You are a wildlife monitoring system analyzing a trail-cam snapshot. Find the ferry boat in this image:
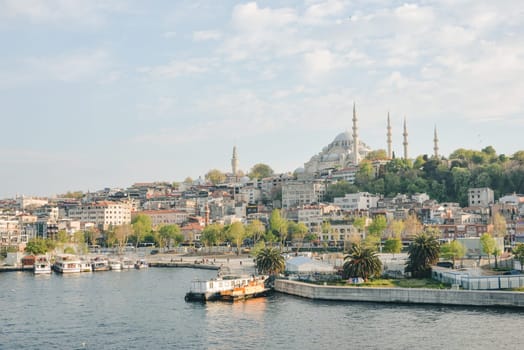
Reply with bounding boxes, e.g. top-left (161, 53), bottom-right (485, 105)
top-left (53, 254), bottom-right (82, 274)
top-left (109, 259), bottom-right (122, 270)
top-left (80, 260), bottom-right (92, 272)
top-left (91, 258), bottom-right (110, 272)
top-left (134, 259), bottom-right (148, 269)
top-left (121, 258), bottom-right (134, 269)
top-left (185, 275), bottom-right (271, 302)
top-left (34, 256), bottom-right (52, 274)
